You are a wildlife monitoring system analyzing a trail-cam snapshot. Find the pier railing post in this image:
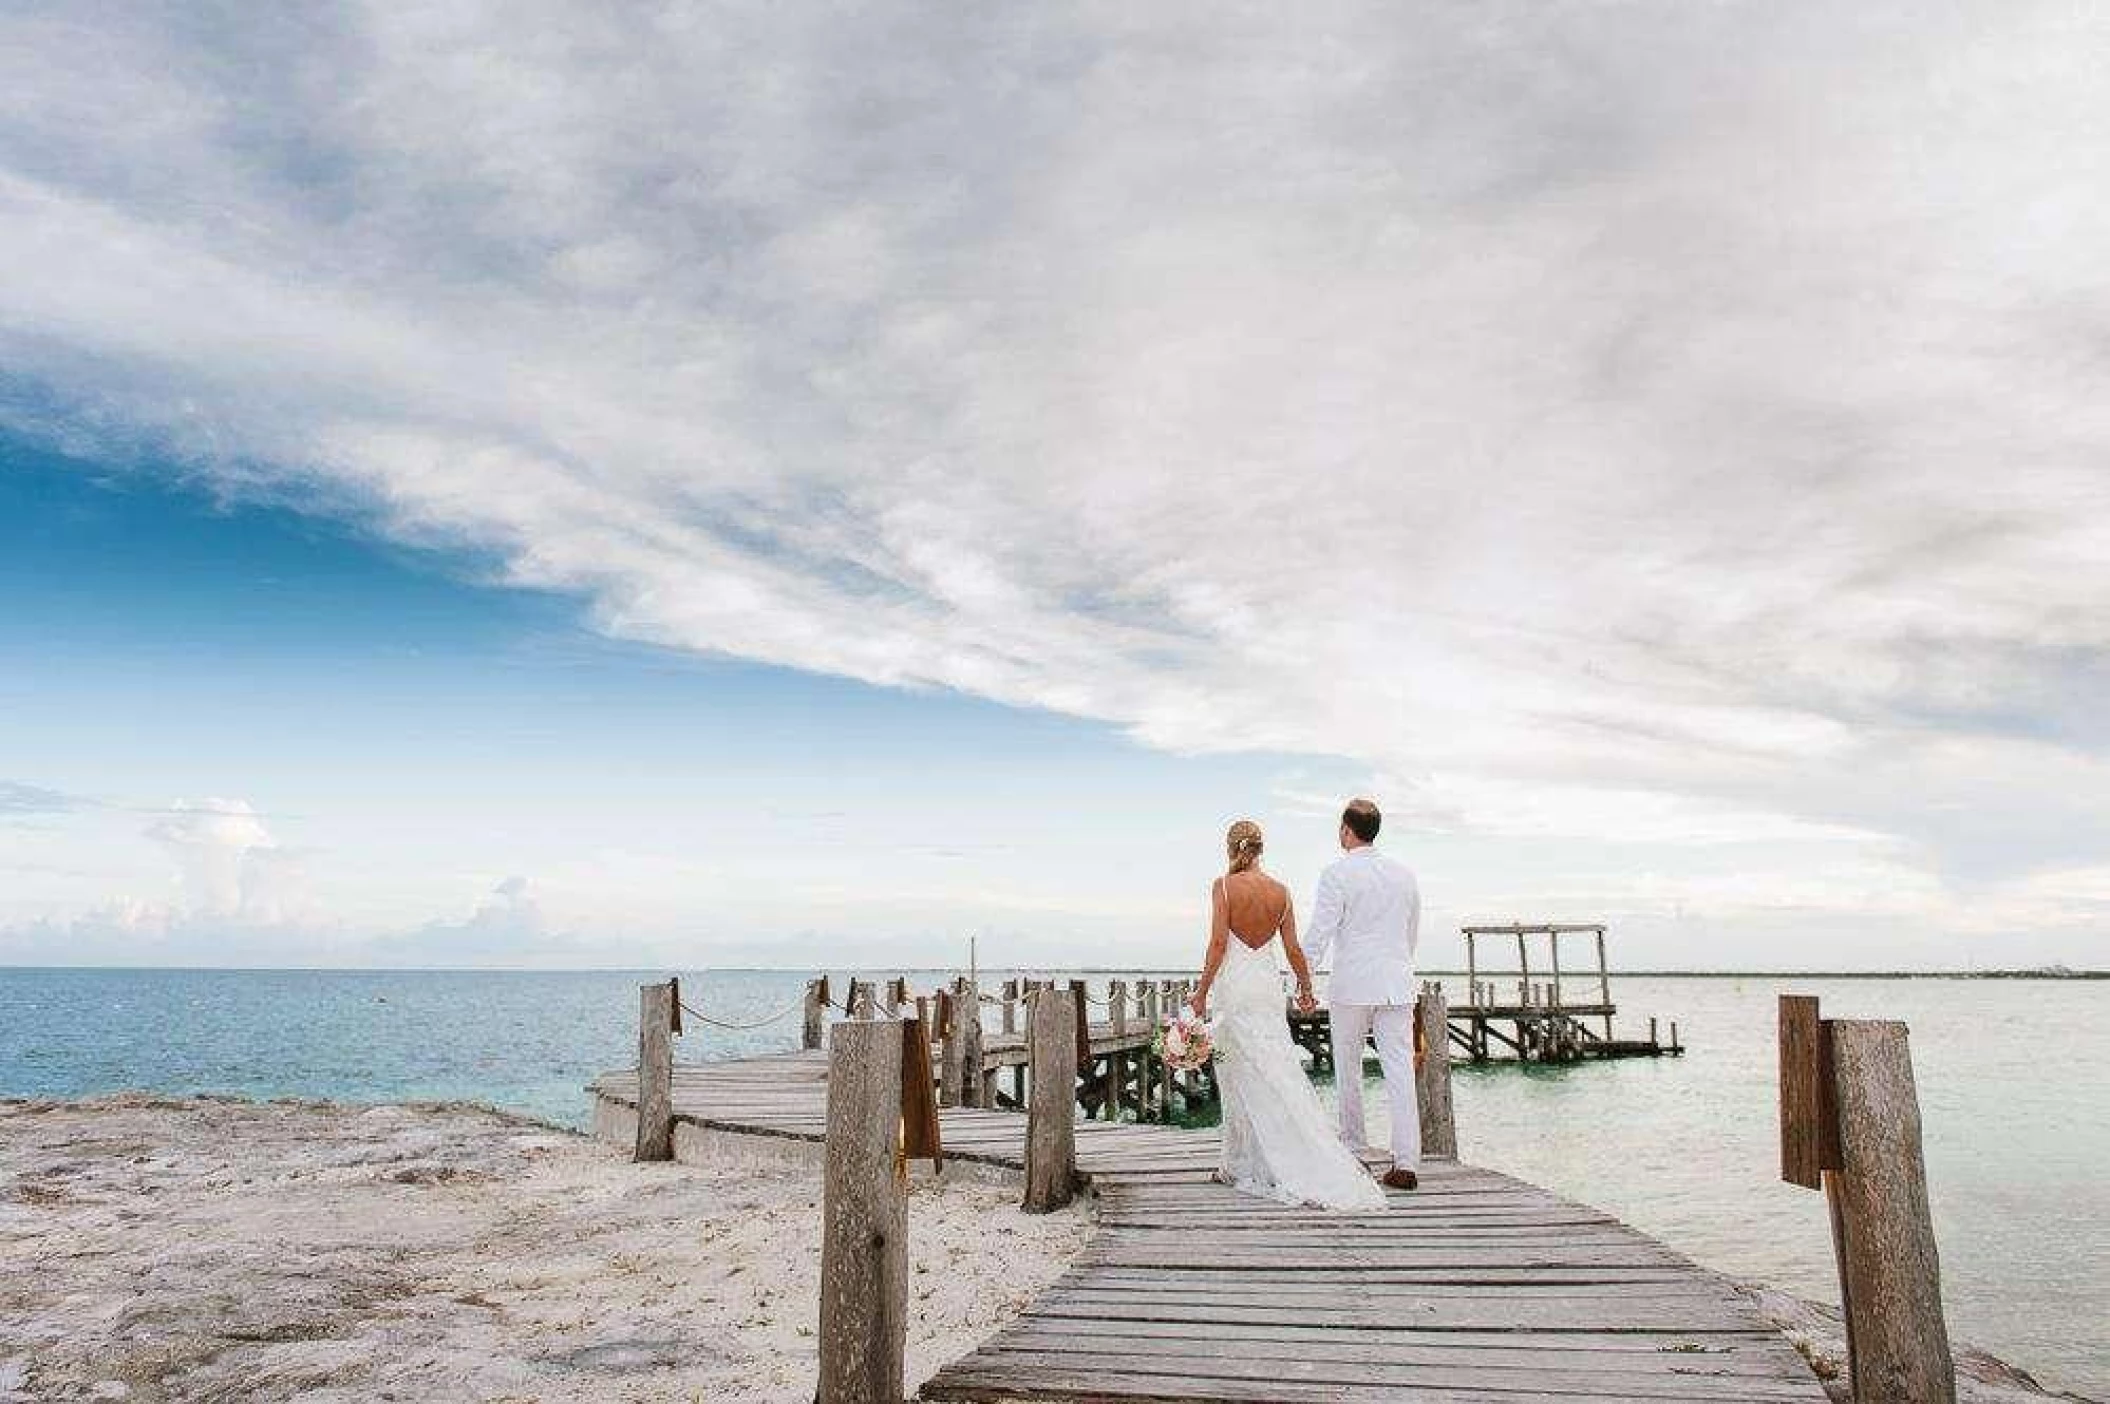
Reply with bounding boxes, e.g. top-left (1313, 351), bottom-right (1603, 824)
top-left (851, 980), bottom-right (876, 1020)
top-left (1832, 1020), bottom-right (1954, 1404)
top-left (937, 987), bottom-right (961, 1108)
top-left (939, 978), bottom-right (982, 1108)
top-left (959, 980), bottom-right (985, 1108)
top-left (1416, 984), bottom-right (1457, 1159)
top-left (1000, 978), bottom-right (1019, 1035)
top-left (1023, 985), bottom-right (1078, 1212)
top-left (802, 977), bottom-right (828, 1051)
top-left (1779, 997), bottom-right (1954, 1404)
top-left (818, 1017), bottom-right (907, 1404)
top-left (634, 980), bottom-right (677, 1162)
